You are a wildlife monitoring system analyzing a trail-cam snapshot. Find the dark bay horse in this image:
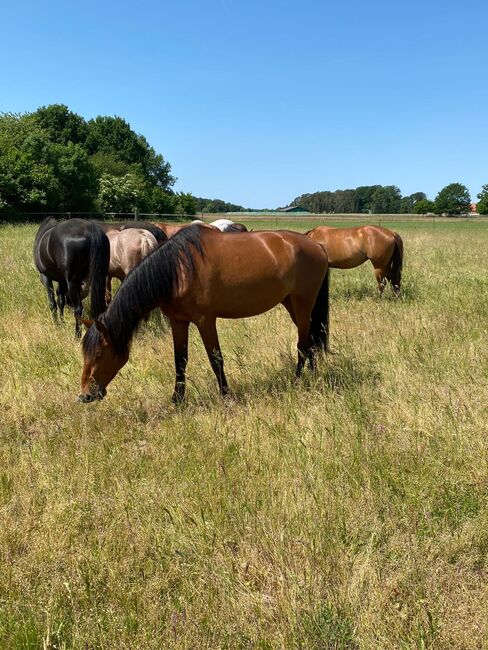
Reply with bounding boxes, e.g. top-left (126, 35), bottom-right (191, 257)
top-left (78, 225), bottom-right (330, 403)
top-left (306, 225), bottom-right (403, 295)
top-left (33, 217), bottom-right (110, 336)
top-left (95, 220), bottom-right (167, 243)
